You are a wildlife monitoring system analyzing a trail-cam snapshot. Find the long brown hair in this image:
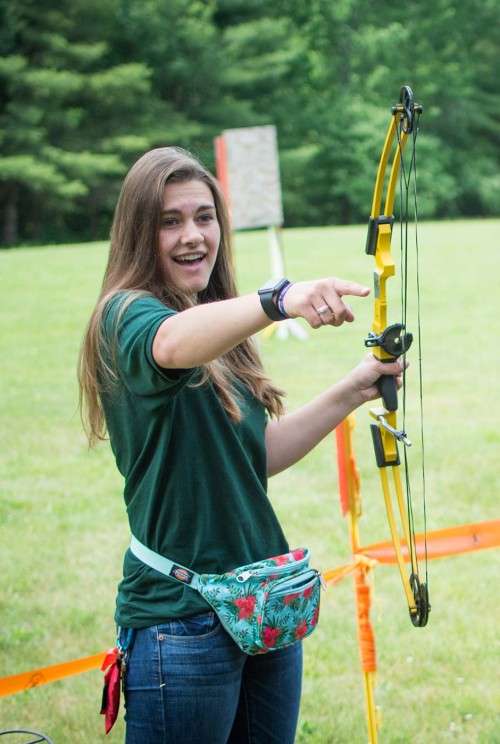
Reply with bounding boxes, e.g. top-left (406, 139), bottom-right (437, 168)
top-left (78, 146), bottom-right (285, 445)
